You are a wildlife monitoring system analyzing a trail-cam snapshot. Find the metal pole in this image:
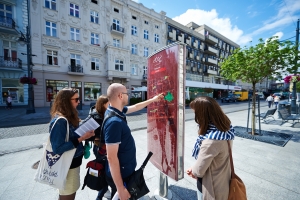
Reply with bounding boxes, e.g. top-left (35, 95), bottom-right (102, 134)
top-left (291, 19), bottom-right (299, 114)
top-left (26, 0), bottom-right (35, 114)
